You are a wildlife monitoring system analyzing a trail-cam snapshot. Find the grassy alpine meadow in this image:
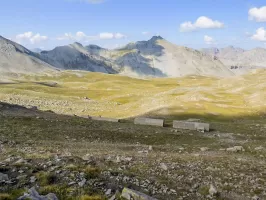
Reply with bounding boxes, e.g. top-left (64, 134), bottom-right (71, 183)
top-left (0, 69), bottom-right (265, 120)
top-left (0, 70), bottom-right (266, 199)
